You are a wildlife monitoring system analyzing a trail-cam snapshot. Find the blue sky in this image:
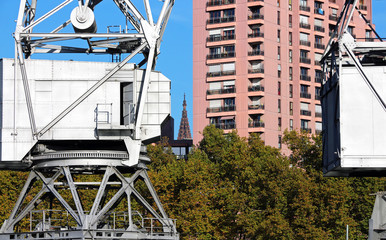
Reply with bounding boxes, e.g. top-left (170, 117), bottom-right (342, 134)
top-left (0, 1), bottom-right (385, 138)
